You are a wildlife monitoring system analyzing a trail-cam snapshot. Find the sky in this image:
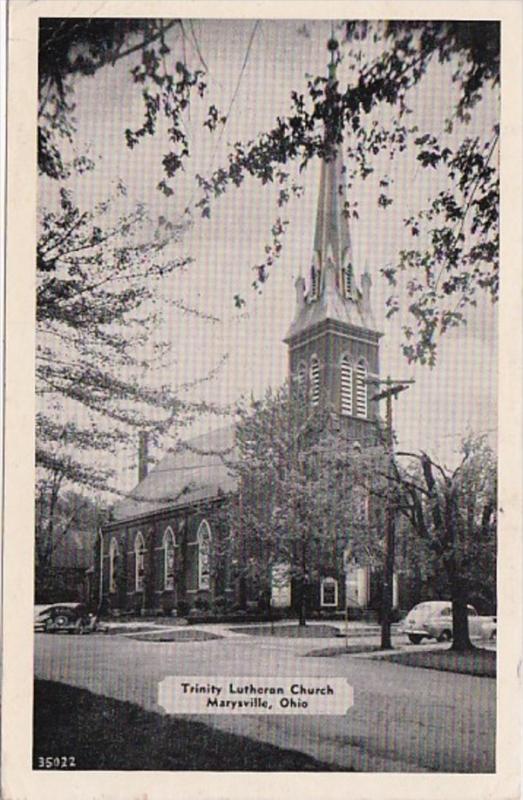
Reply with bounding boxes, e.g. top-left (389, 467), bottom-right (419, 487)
top-left (40, 19), bottom-right (499, 491)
